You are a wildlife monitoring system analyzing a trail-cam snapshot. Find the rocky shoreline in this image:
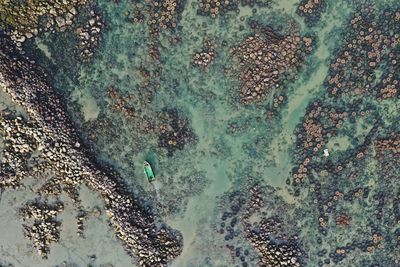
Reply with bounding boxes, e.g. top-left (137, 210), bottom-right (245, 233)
top-left (0, 34), bottom-right (182, 266)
